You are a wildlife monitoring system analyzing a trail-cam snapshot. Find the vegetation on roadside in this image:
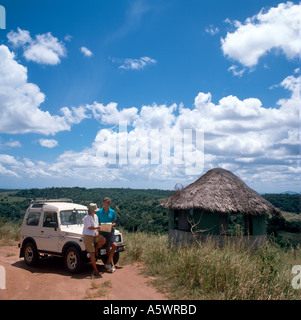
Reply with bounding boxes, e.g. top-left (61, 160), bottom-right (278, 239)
top-left (0, 217), bottom-right (21, 246)
top-left (120, 230), bottom-right (301, 300)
